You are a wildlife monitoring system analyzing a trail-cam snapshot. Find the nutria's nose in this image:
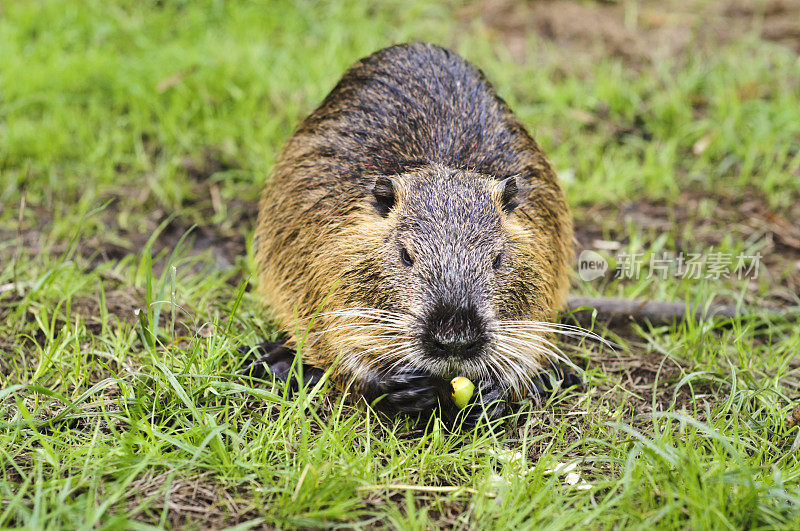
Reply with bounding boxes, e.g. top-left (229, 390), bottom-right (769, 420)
top-left (429, 336), bottom-right (486, 358)
top-left (423, 302), bottom-right (487, 359)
